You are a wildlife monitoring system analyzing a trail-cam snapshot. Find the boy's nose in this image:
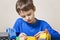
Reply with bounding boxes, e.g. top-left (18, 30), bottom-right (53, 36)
top-left (26, 16), bottom-right (30, 21)
top-left (26, 16), bottom-right (29, 20)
